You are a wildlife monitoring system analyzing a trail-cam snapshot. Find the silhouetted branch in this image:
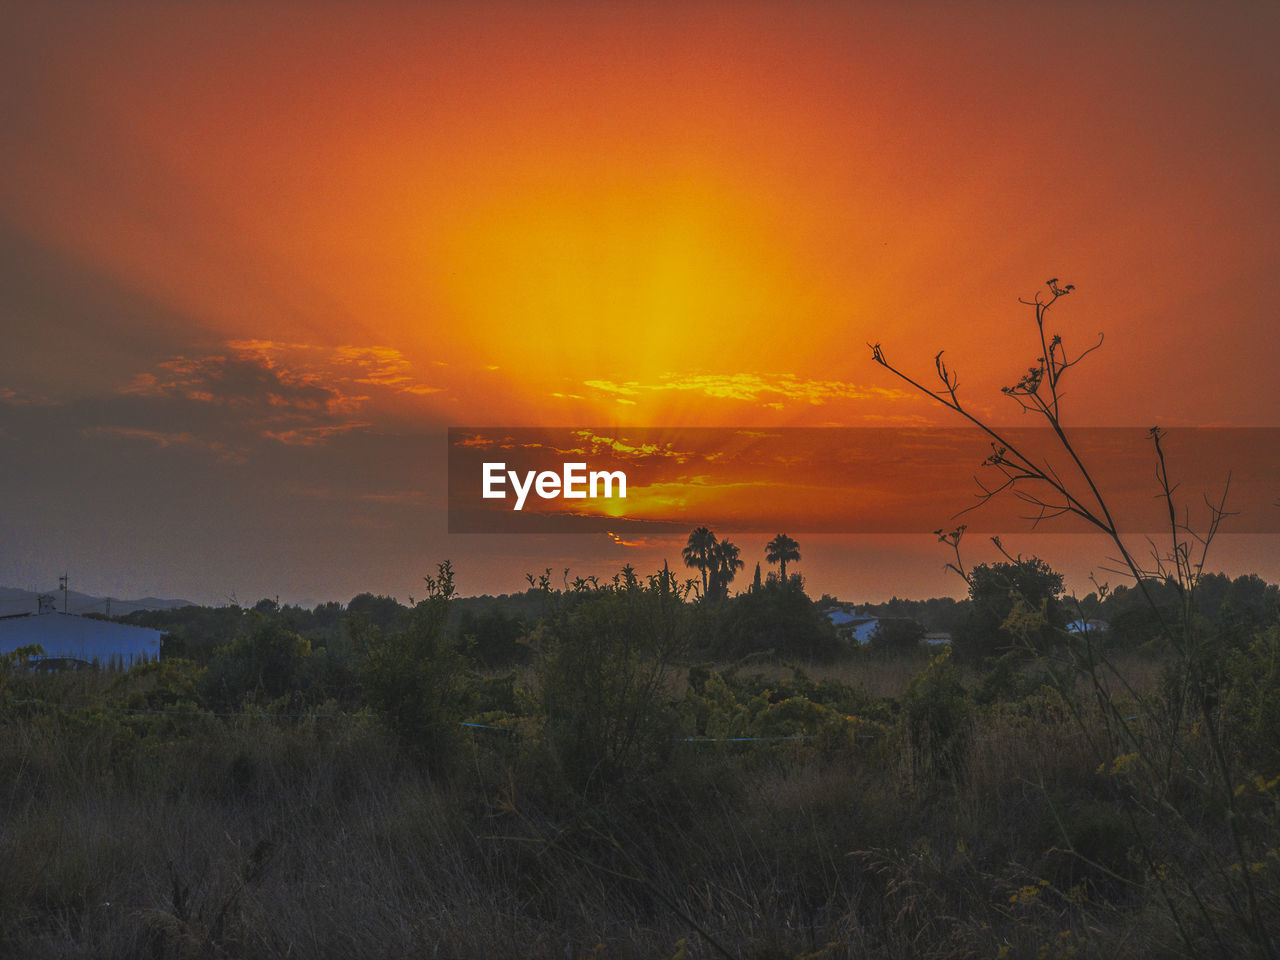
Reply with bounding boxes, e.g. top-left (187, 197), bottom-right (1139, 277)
top-left (871, 278), bottom-right (1273, 956)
